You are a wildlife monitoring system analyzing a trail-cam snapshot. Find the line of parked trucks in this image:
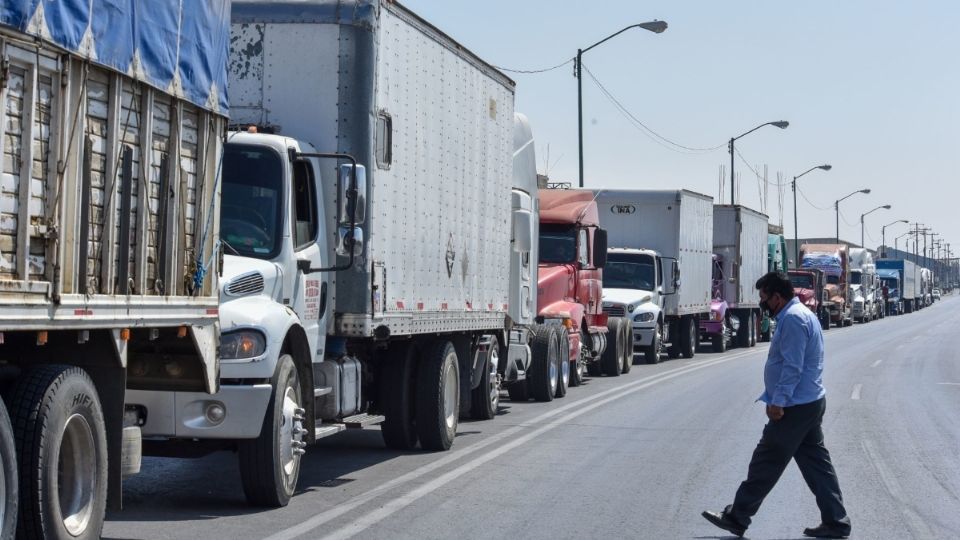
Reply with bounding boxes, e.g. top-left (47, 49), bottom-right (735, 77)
top-left (0, 1), bottom-right (946, 538)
